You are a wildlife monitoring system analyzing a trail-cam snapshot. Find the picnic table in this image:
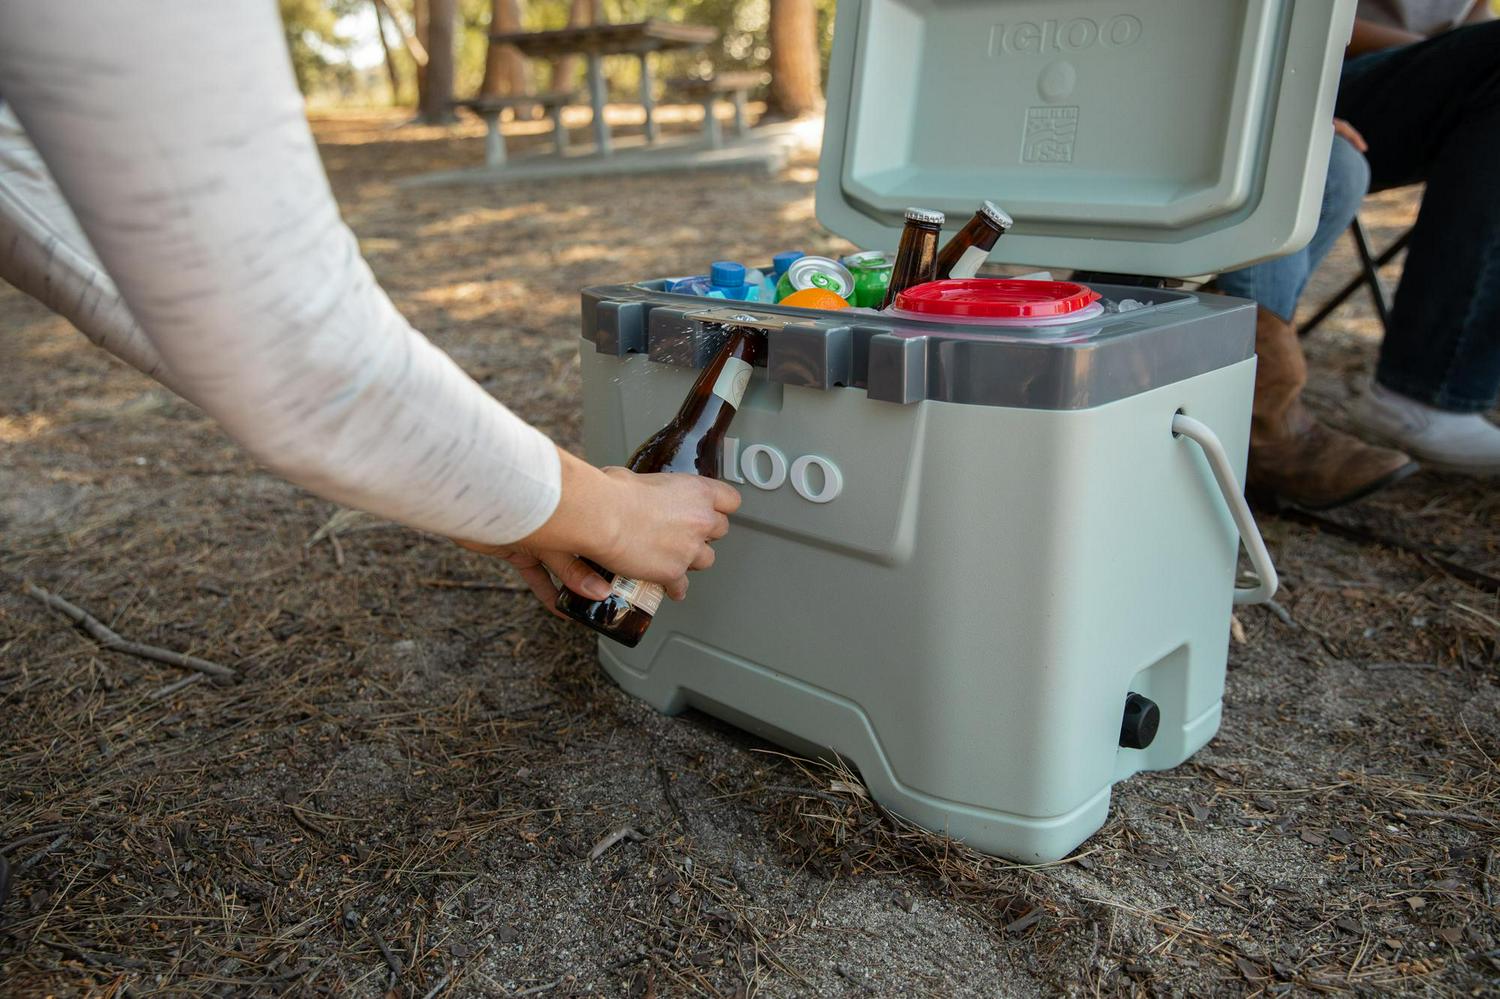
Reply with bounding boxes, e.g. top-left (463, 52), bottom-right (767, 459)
top-left (489, 20), bottom-right (718, 156)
